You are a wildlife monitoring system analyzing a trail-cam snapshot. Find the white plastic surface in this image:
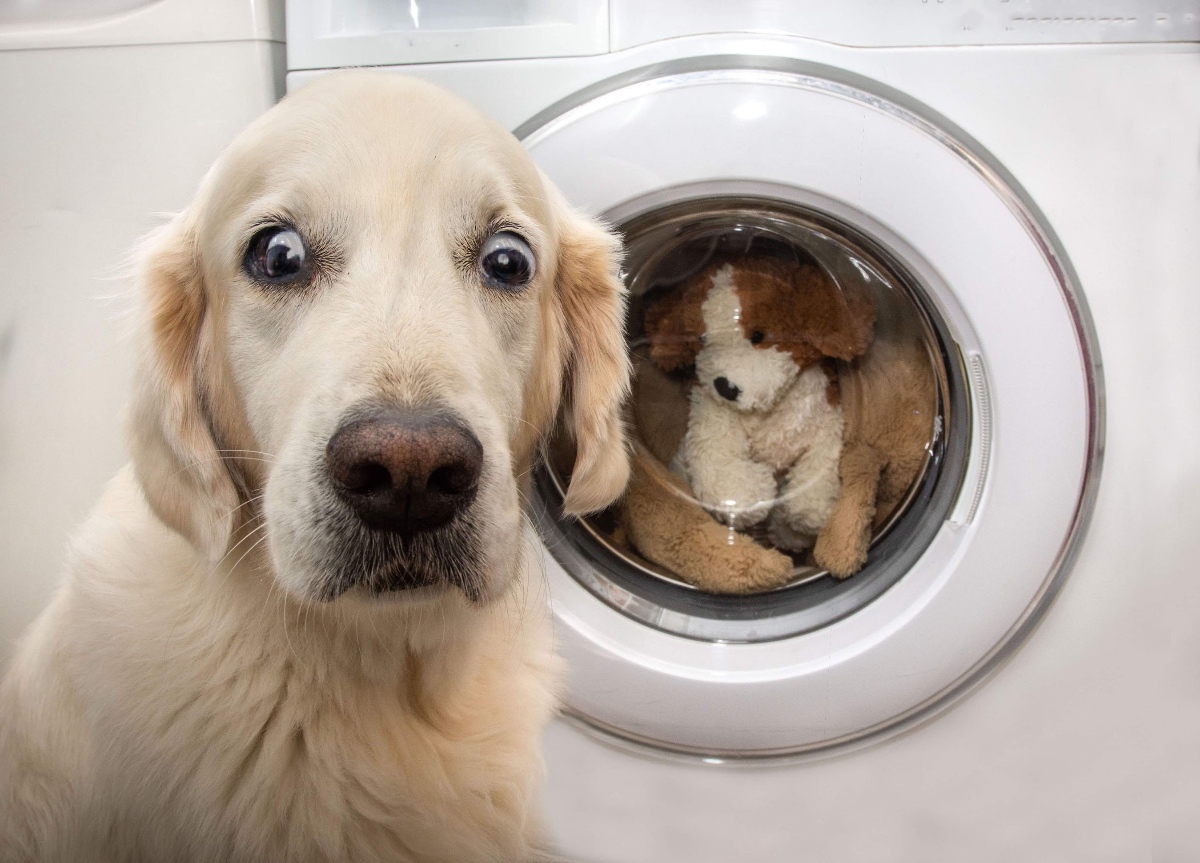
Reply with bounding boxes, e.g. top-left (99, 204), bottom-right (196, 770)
top-left (0, 0), bottom-right (156, 27)
top-left (522, 70), bottom-right (1092, 753)
top-left (610, 0), bottom-right (1200, 50)
top-left (285, 0), bottom-right (607, 70)
top-left (0, 0), bottom-right (283, 50)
